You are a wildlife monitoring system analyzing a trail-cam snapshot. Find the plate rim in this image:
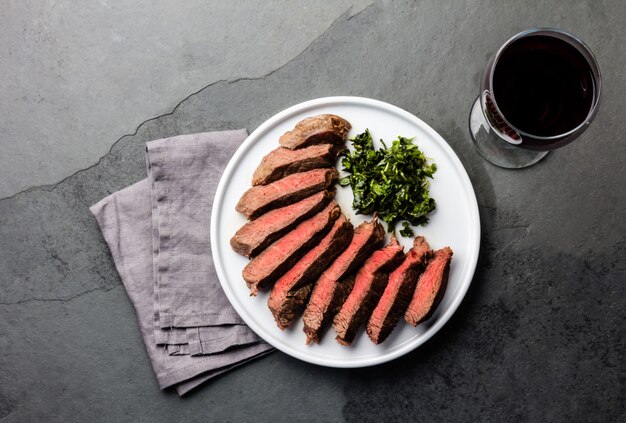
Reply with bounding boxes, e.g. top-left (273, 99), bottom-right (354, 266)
top-left (211, 96), bottom-right (481, 368)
